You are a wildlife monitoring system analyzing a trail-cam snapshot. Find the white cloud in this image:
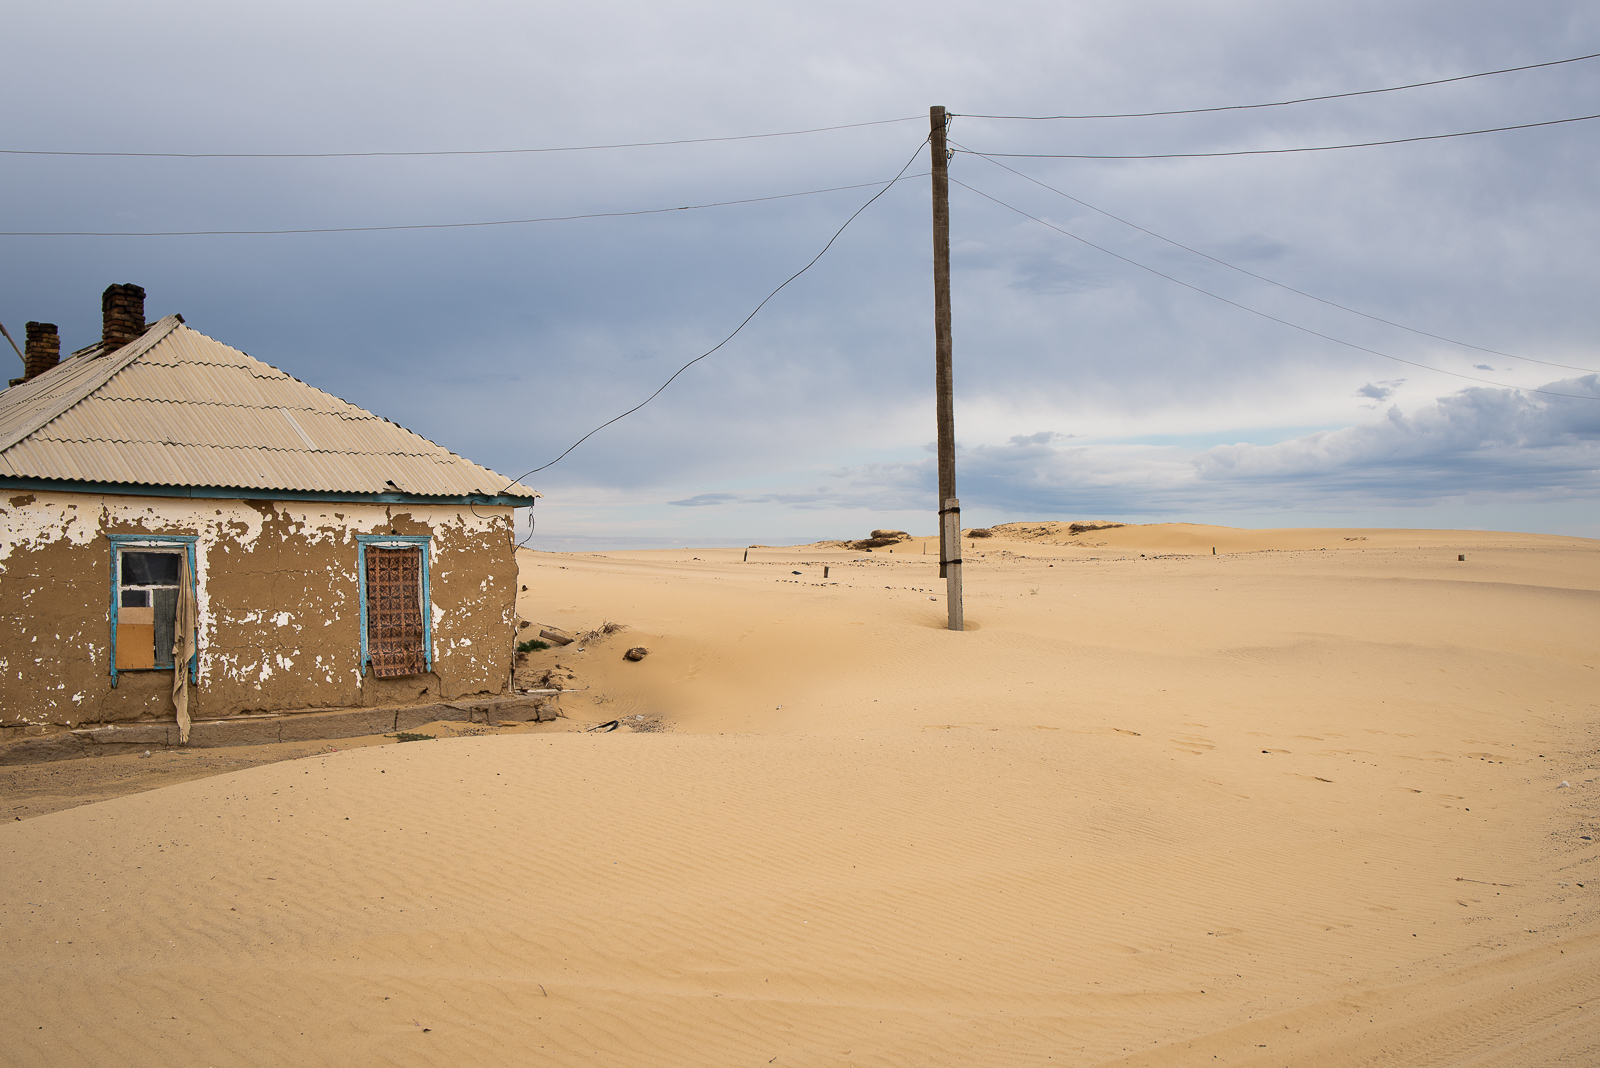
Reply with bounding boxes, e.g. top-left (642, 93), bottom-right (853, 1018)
top-left (700, 377), bottom-right (1600, 517)
top-left (1193, 376), bottom-right (1600, 497)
